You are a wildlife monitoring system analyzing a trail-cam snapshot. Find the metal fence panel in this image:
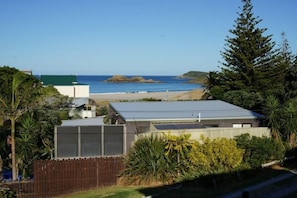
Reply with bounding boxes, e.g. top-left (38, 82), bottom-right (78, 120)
top-left (56, 126), bottom-right (78, 157)
top-left (104, 125), bottom-right (124, 155)
top-left (81, 126), bottom-right (102, 157)
top-left (55, 125), bottom-right (125, 158)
